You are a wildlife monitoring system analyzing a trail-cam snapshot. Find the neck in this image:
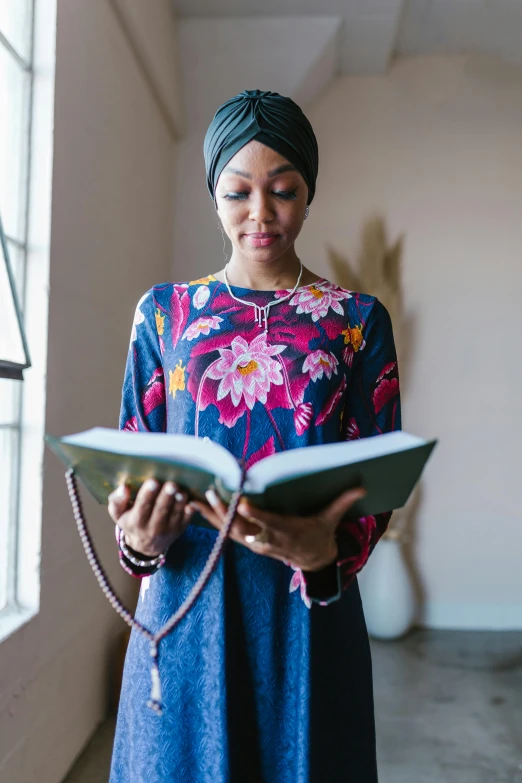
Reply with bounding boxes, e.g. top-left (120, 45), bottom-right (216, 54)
top-left (223, 250), bottom-right (302, 291)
